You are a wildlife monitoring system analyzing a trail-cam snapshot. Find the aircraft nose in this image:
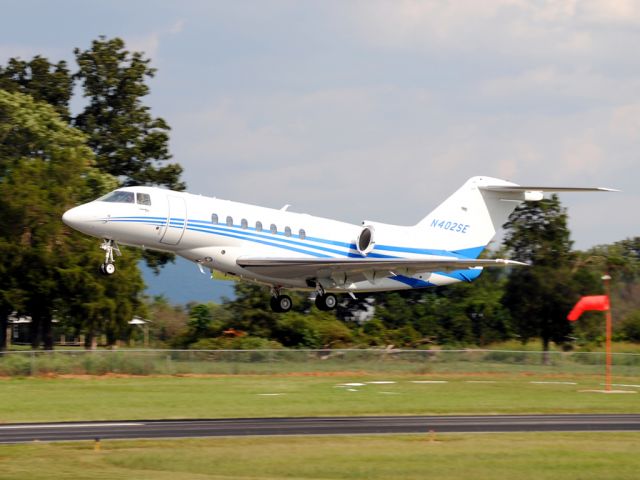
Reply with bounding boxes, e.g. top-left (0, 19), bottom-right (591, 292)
top-left (62, 205), bottom-right (87, 231)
